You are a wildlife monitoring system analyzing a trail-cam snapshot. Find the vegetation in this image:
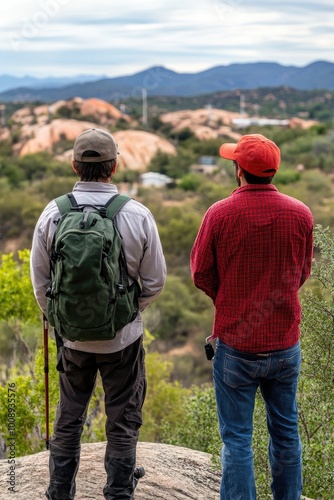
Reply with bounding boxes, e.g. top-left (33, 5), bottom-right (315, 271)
top-left (298, 226), bottom-right (334, 497)
top-left (0, 225), bottom-right (333, 497)
top-left (0, 100), bottom-right (334, 497)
